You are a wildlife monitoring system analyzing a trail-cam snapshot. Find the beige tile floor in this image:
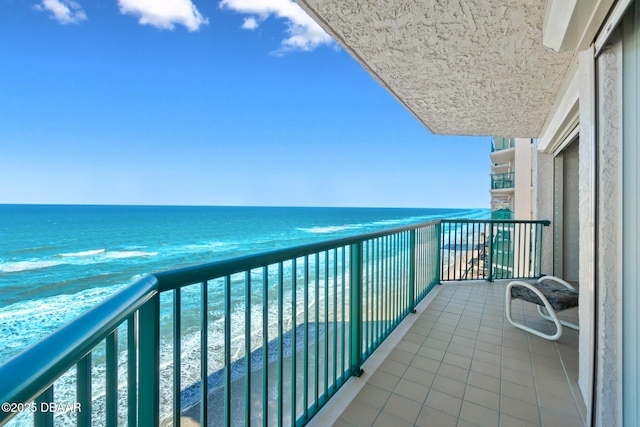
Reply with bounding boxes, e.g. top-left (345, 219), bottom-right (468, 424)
top-left (311, 280), bottom-right (585, 427)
